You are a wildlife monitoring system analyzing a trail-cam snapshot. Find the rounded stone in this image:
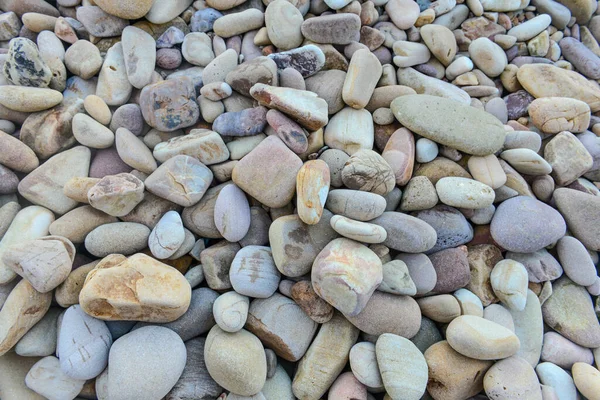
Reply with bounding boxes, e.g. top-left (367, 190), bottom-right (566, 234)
top-left (311, 238), bottom-right (383, 317)
top-left (229, 246), bottom-right (281, 298)
top-left (446, 315), bottom-right (521, 360)
top-left (214, 184), bottom-right (251, 242)
top-left (204, 326), bottom-right (267, 396)
top-left (107, 326), bottom-right (187, 400)
top-left (572, 362), bottom-right (600, 400)
top-left (213, 291), bottom-right (249, 333)
top-left (468, 37), bottom-right (508, 78)
top-left (556, 236), bottom-right (597, 287)
top-left (148, 211), bottom-right (185, 260)
top-left (490, 196), bottom-right (566, 253)
top-left (490, 259), bottom-right (529, 311)
top-left (483, 356), bottom-right (543, 400)
top-left (436, 177), bottom-right (495, 209)
top-left (349, 342), bottom-right (384, 391)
